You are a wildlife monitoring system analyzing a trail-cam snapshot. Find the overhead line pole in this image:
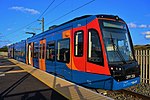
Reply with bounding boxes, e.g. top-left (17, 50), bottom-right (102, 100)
top-left (42, 18), bottom-right (44, 32)
top-left (38, 18), bottom-right (44, 32)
